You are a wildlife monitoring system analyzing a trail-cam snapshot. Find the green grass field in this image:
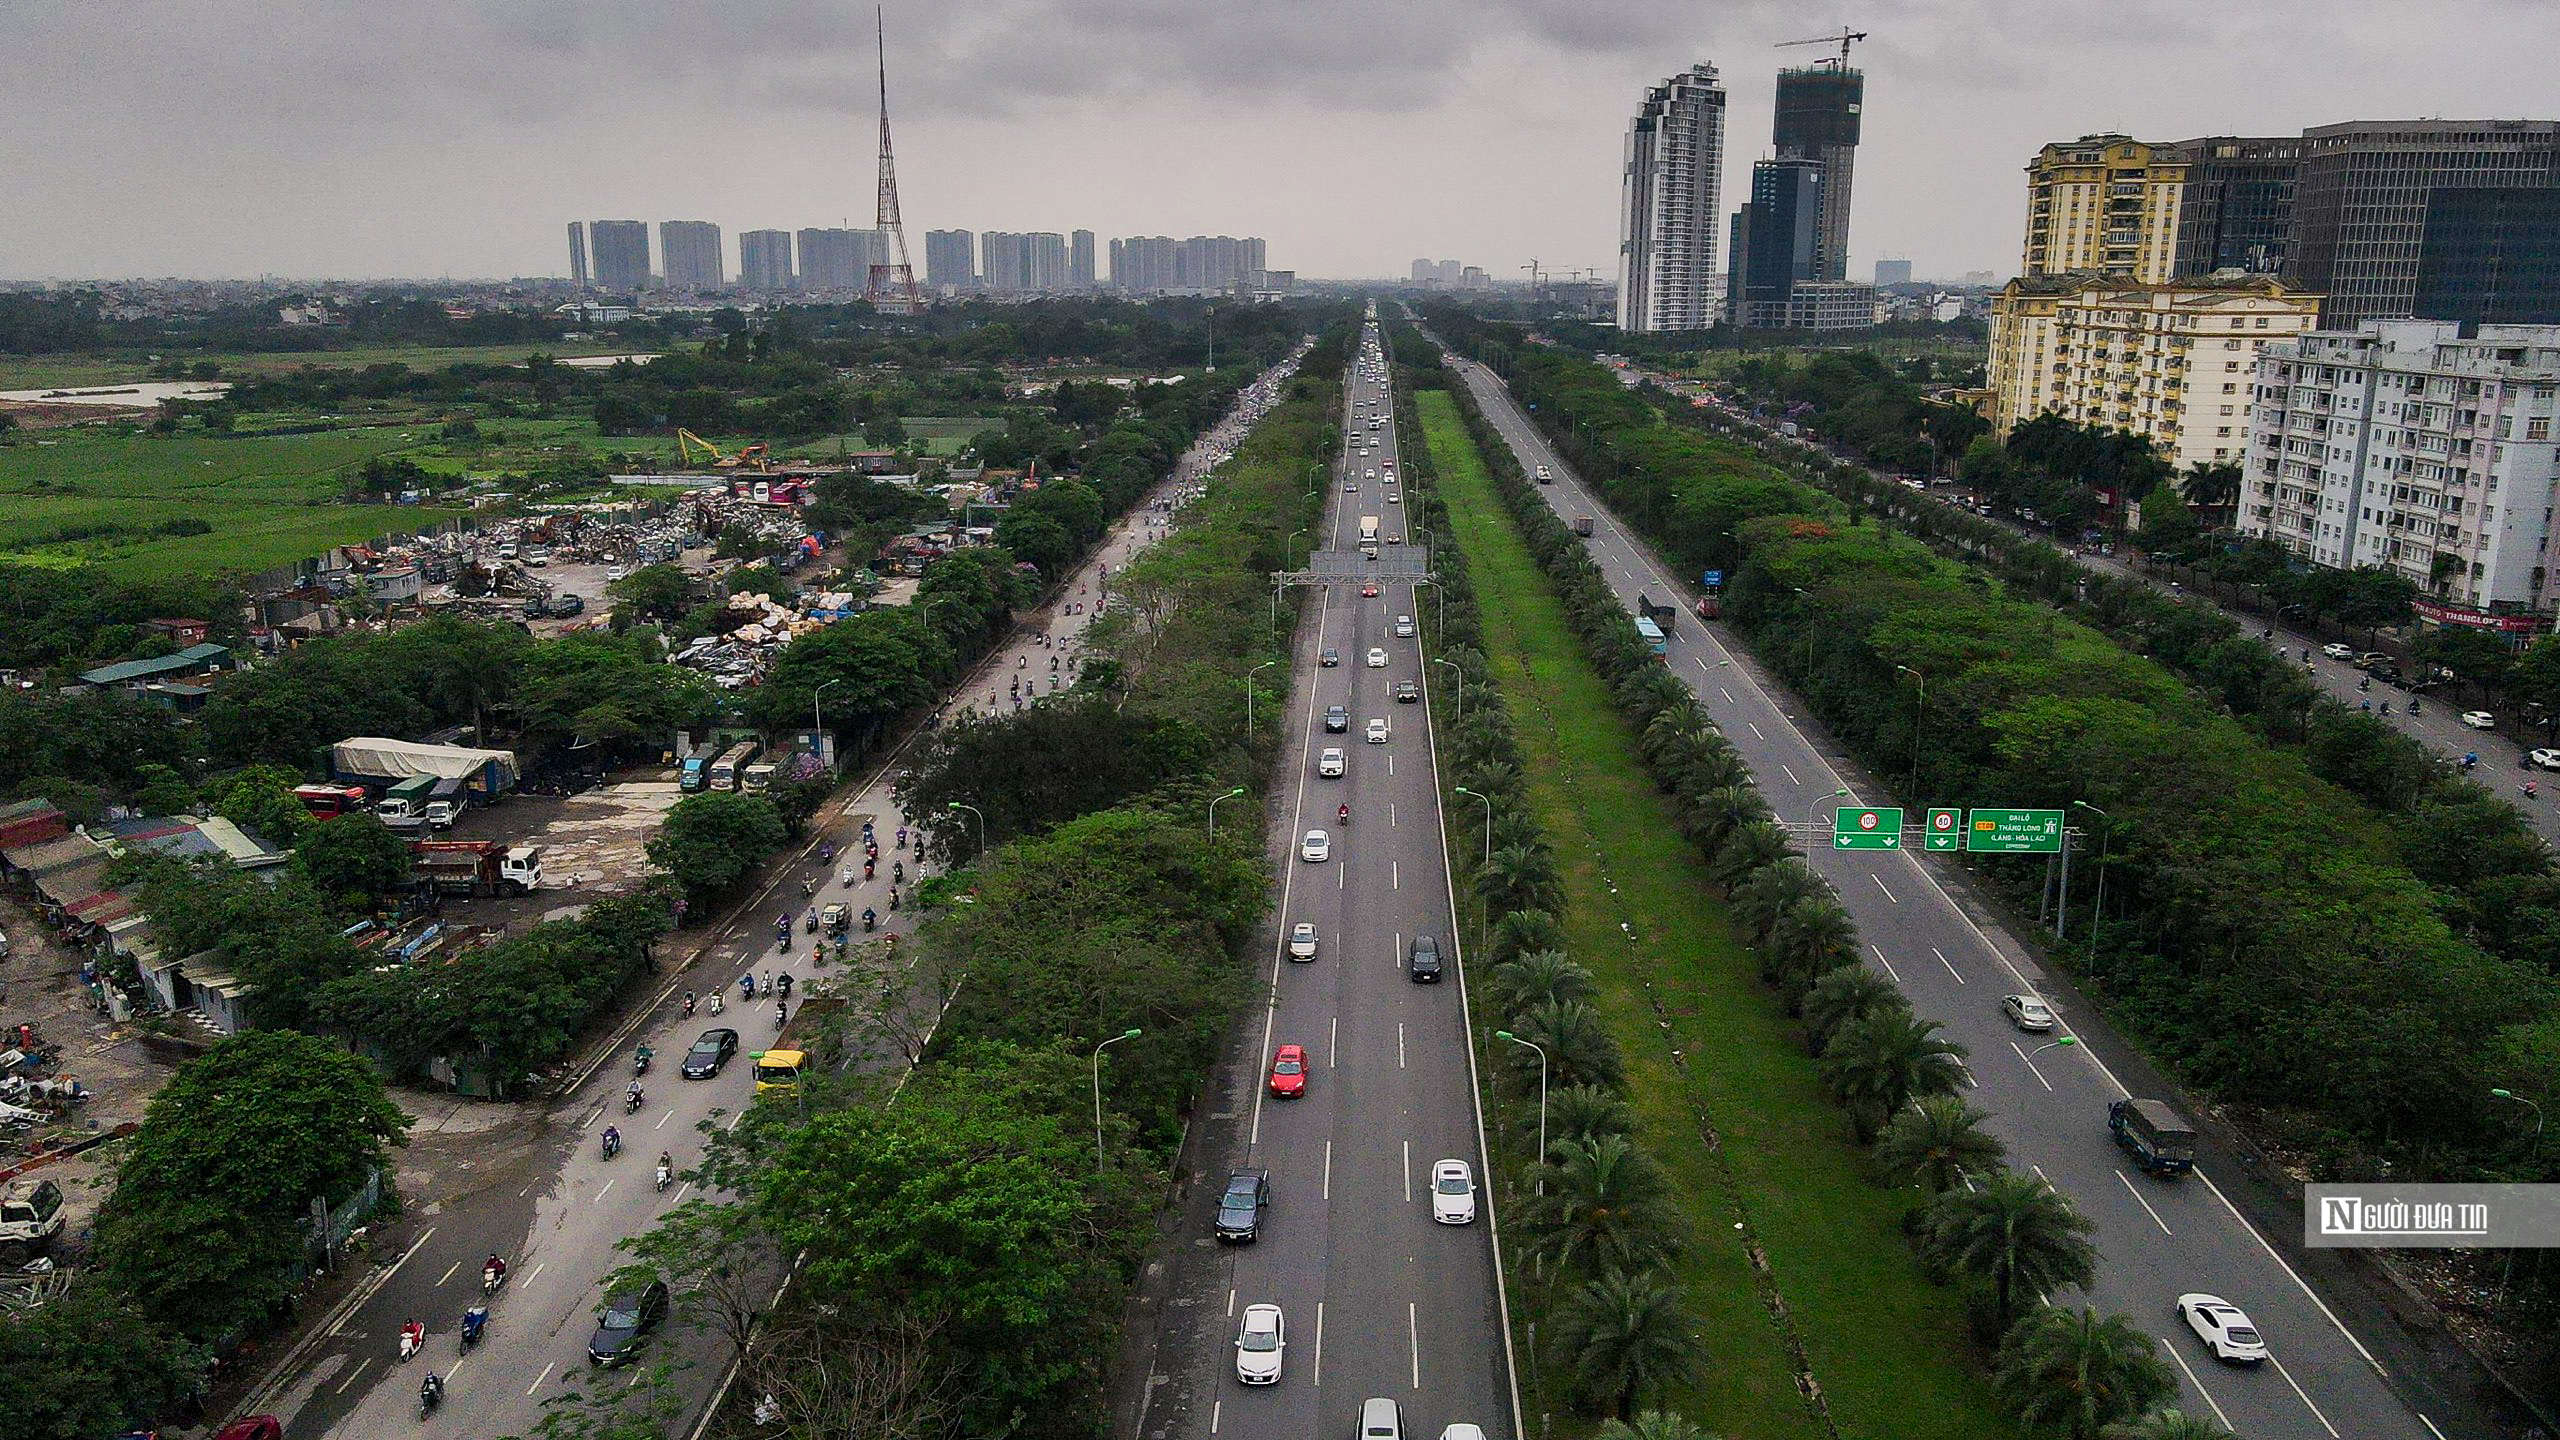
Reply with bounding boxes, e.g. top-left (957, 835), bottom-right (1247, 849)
top-left (1419, 390), bottom-right (2013, 1440)
top-left (0, 342), bottom-right (655, 391)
